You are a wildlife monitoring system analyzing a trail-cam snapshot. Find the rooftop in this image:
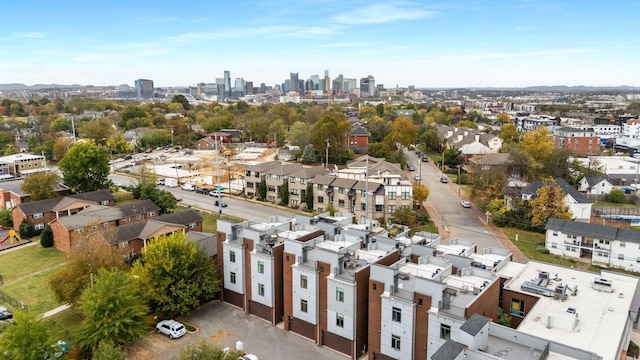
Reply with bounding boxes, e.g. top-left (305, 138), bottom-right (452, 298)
top-left (498, 261), bottom-right (639, 360)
